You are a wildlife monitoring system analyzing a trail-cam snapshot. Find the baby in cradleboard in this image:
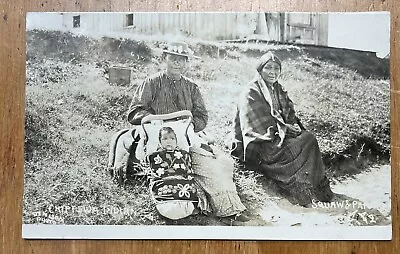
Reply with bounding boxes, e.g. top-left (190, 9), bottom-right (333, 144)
top-left (147, 126), bottom-right (206, 221)
top-left (156, 127), bottom-right (192, 175)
